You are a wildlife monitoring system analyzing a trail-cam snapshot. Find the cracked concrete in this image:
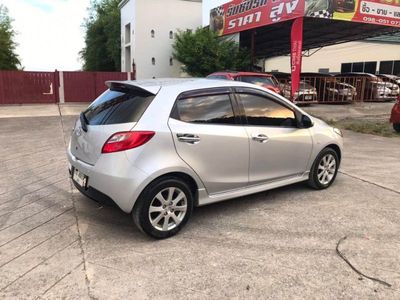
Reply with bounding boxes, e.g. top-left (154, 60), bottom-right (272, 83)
top-left (0, 104), bottom-right (399, 299)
